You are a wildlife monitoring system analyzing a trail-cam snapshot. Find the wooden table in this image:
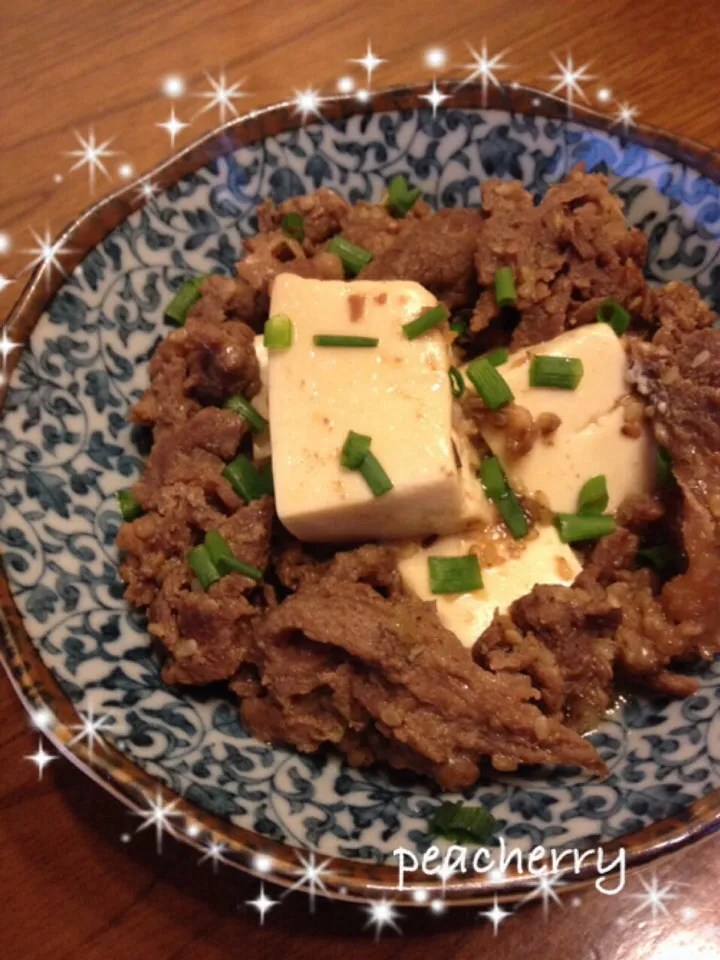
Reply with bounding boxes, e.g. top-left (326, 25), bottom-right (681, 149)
top-left (2, 1), bottom-right (720, 956)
